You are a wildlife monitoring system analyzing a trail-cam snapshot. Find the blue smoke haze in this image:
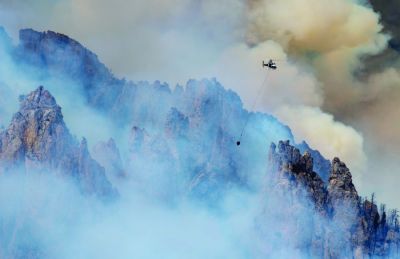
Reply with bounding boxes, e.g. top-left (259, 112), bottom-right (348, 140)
top-left (0, 27), bottom-right (397, 258)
